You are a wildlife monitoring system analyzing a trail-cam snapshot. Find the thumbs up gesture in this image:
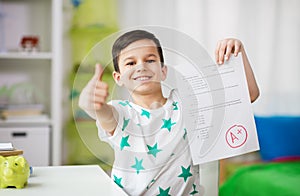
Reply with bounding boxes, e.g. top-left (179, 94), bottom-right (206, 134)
top-left (79, 64), bottom-right (109, 119)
